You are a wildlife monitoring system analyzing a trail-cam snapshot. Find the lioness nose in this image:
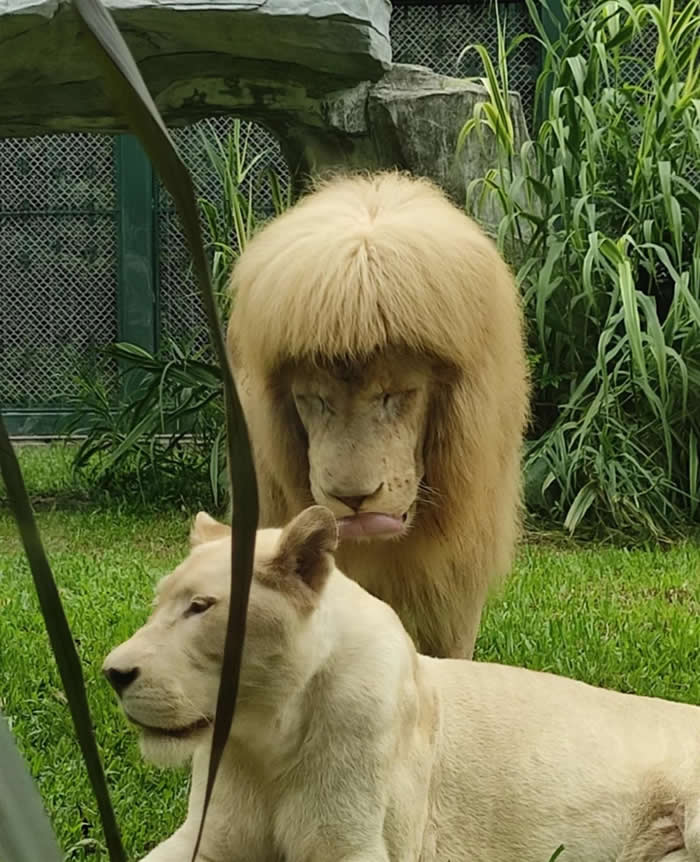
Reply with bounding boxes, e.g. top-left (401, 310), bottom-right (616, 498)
top-left (103, 665), bottom-right (140, 695)
top-left (328, 483), bottom-right (383, 512)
